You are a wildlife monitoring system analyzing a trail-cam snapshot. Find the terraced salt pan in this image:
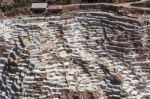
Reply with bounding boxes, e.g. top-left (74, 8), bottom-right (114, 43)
top-left (0, 10), bottom-right (150, 99)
